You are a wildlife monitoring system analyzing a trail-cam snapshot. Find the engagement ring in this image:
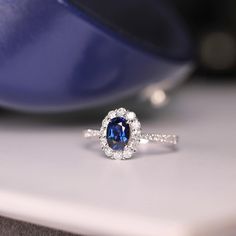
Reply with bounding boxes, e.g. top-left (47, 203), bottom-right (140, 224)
top-left (84, 108), bottom-right (178, 160)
